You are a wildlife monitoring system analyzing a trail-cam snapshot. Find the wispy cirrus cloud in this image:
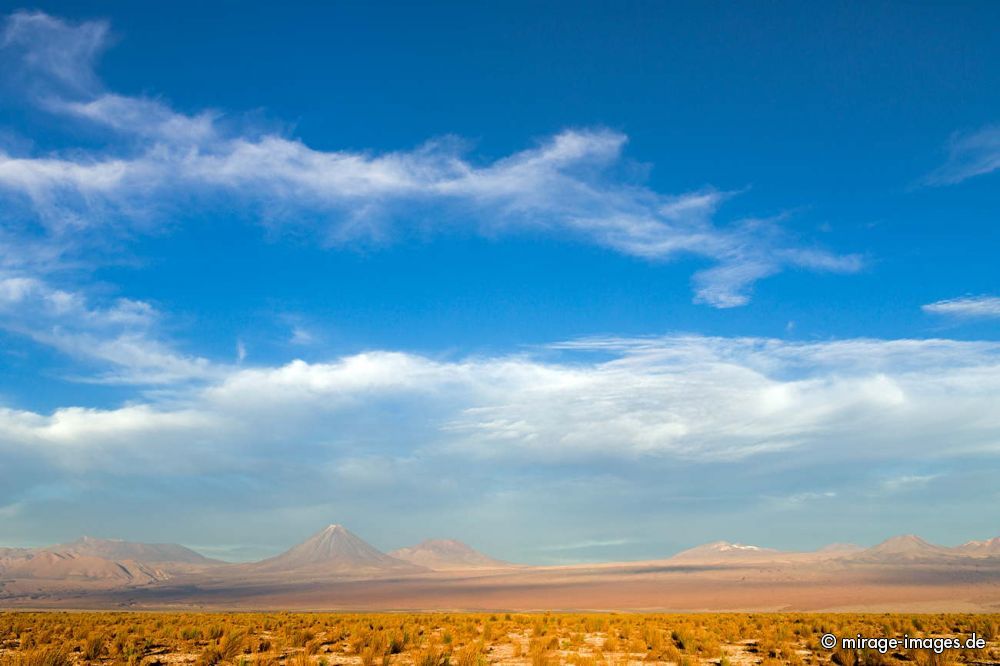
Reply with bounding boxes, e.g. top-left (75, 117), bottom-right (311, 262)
top-left (0, 10), bottom-right (108, 97)
top-left (923, 296), bottom-right (1000, 319)
top-left (925, 124), bottom-right (1000, 185)
top-left (0, 275), bottom-right (219, 384)
top-left (0, 11), bottom-right (862, 308)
